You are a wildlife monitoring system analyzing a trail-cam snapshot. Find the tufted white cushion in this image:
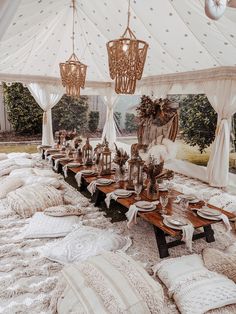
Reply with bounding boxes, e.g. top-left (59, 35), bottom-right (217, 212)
top-left (7, 184), bottom-right (63, 218)
top-left (9, 168), bottom-right (35, 177)
top-left (13, 158), bottom-right (36, 168)
top-left (44, 204), bottom-right (82, 217)
top-left (23, 175), bottom-right (61, 188)
top-left (41, 226), bottom-right (132, 264)
top-left (23, 212), bottom-right (80, 238)
top-left (33, 168), bottom-right (60, 178)
top-left (63, 188), bottom-right (89, 207)
top-left (0, 177), bottom-right (24, 199)
top-left (155, 254), bottom-right (236, 314)
top-left (0, 164), bottom-right (18, 177)
top-left (0, 153), bottom-right (8, 161)
top-left (7, 152), bottom-right (31, 159)
top-left (203, 247), bottom-right (236, 283)
top-left (57, 251), bottom-right (165, 314)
